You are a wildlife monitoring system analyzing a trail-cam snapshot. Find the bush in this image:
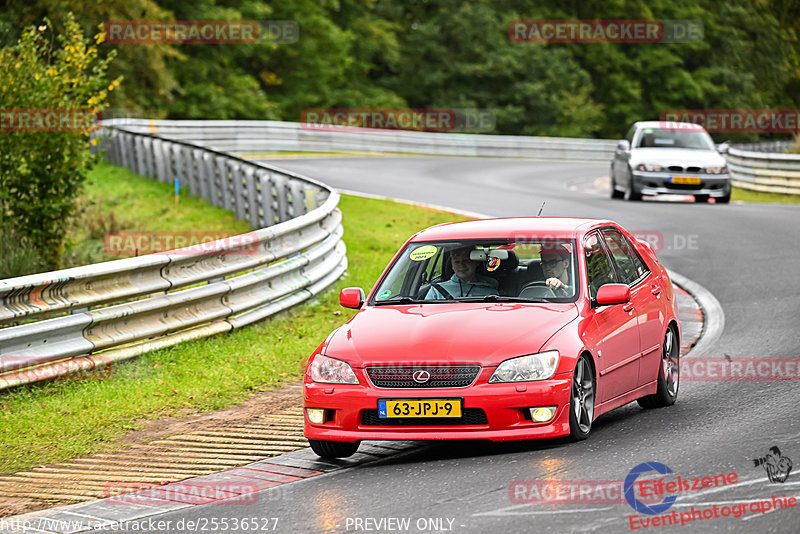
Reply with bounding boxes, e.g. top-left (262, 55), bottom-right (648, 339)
top-left (0, 13), bottom-right (120, 270)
